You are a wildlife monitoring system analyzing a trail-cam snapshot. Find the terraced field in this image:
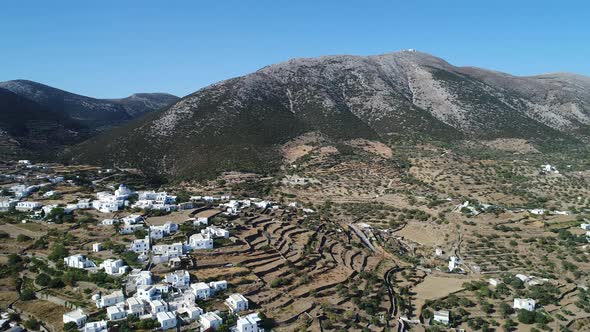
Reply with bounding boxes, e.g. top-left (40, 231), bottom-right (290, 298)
top-left (191, 209), bottom-right (386, 331)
